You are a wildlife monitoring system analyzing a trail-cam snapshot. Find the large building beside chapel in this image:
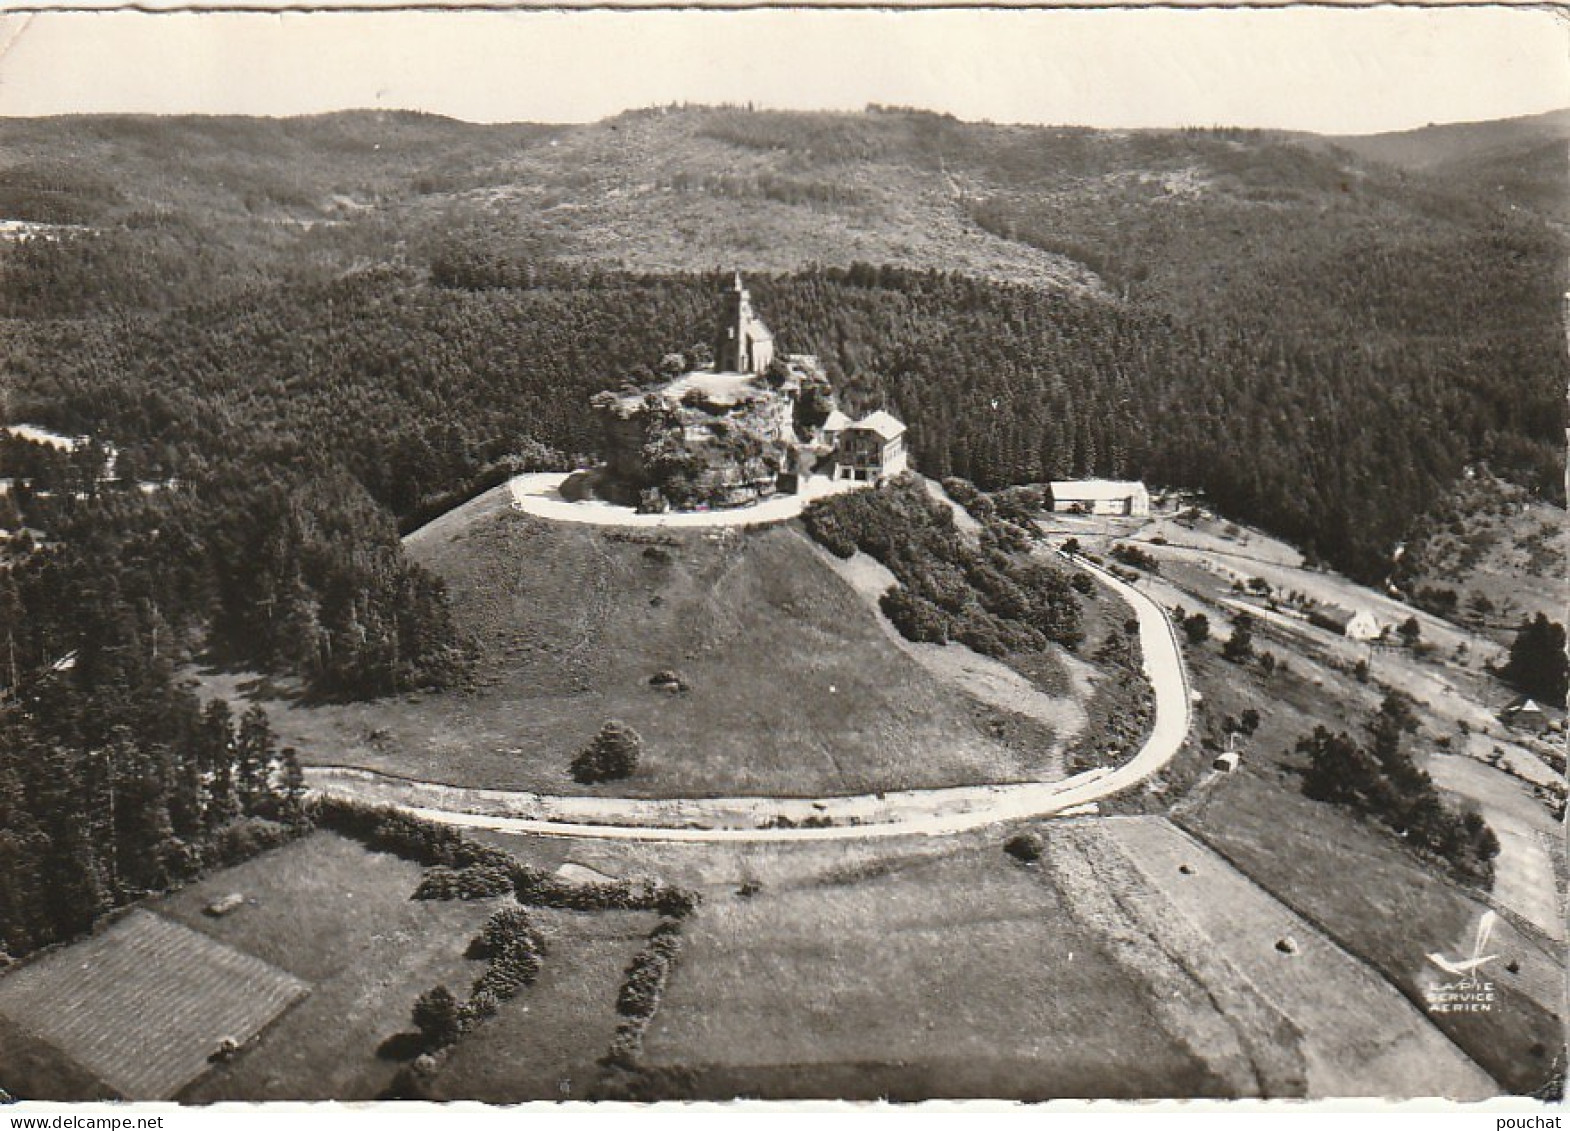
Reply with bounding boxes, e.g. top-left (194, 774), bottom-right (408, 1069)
top-left (591, 274), bottom-right (907, 511)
